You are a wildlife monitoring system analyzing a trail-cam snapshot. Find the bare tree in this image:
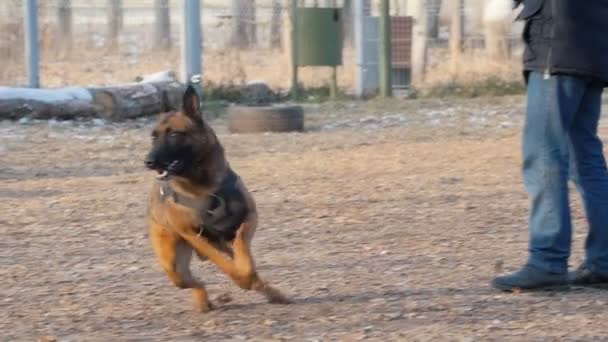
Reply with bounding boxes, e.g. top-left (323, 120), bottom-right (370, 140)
top-left (427, 0), bottom-right (441, 39)
top-left (270, 0), bottom-right (282, 49)
top-left (483, 0), bottom-right (511, 60)
top-left (106, 0), bottom-right (123, 48)
top-left (246, 1), bottom-right (257, 45)
top-left (450, 0), bottom-right (464, 65)
top-left (342, 0), bottom-right (353, 46)
top-left (411, 0), bottom-right (428, 85)
top-left (230, 0), bottom-right (257, 48)
top-left (57, 0), bottom-right (73, 52)
top-left (154, 0), bottom-right (171, 50)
